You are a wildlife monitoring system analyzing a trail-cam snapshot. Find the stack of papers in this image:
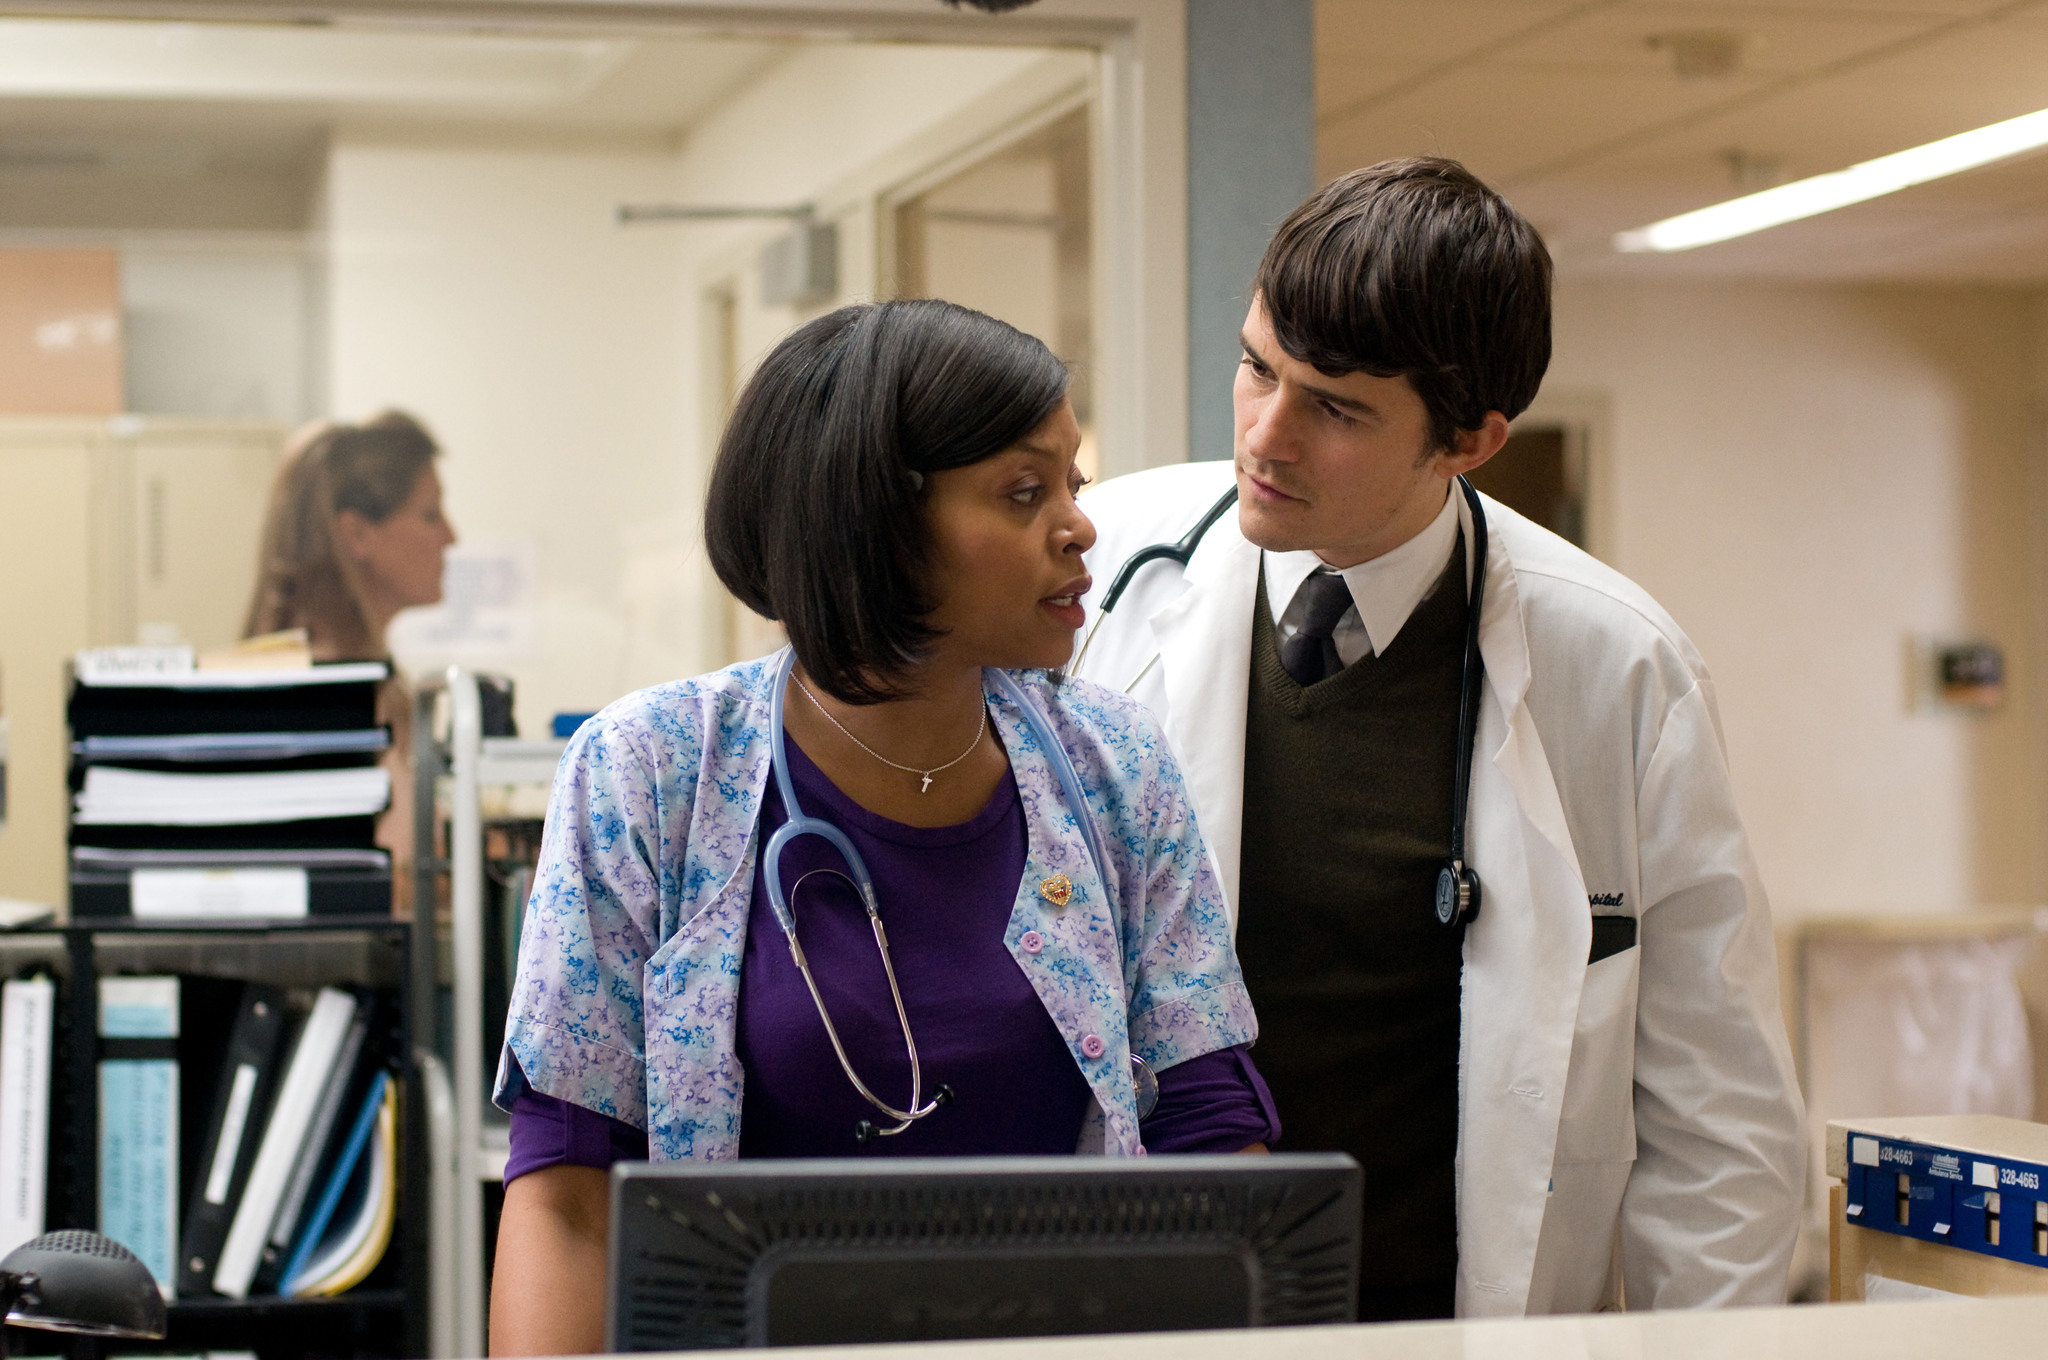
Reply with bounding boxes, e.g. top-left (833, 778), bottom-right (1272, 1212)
top-left (75, 731), bottom-right (391, 762)
top-left (74, 652), bottom-right (387, 689)
top-left (0, 899), bottom-right (56, 930)
top-left (72, 847), bottom-right (391, 872)
top-left (74, 767), bottom-right (391, 826)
